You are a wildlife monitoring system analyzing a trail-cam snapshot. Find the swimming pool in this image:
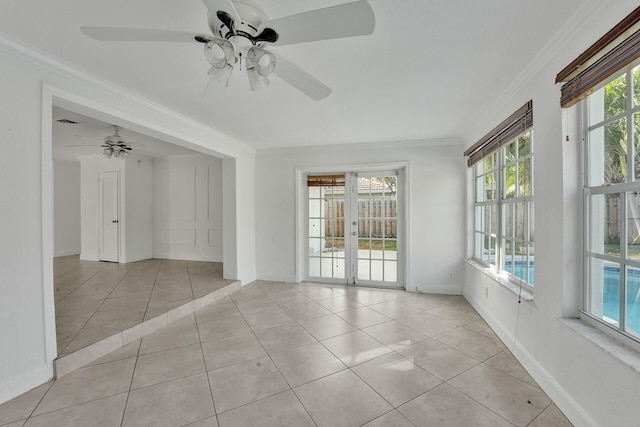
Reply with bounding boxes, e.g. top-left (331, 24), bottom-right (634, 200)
top-left (505, 261), bottom-right (640, 335)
